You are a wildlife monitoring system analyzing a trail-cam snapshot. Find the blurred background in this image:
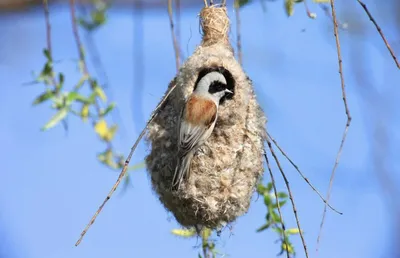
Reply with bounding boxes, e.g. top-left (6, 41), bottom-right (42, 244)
top-left (1, 0), bottom-right (399, 257)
